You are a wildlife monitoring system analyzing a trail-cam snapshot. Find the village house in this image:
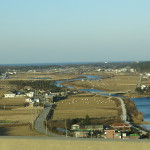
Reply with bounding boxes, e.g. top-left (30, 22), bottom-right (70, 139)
top-left (74, 129), bottom-right (89, 138)
top-left (25, 98), bottom-right (34, 107)
top-left (71, 124), bottom-right (80, 130)
top-left (104, 129), bottom-right (129, 139)
top-left (33, 98), bottom-right (40, 103)
top-left (129, 134), bottom-right (140, 139)
top-left (25, 92), bottom-right (34, 98)
top-left (4, 93), bottom-right (16, 98)
top-left (111, 123), bottom-right (131, 131)
top-left (84, 125), bottom-right (103, 132)
top-left (104, 129), bottom-right (115, 139)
